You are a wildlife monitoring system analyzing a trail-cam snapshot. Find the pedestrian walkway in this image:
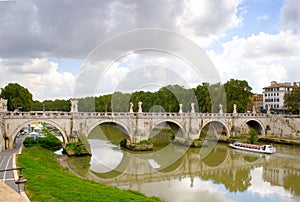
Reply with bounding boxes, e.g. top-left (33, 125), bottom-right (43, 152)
top-left (0, 135), bottom-right (30, 201)
top-left (0, 180), bottom-right (28, 202)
